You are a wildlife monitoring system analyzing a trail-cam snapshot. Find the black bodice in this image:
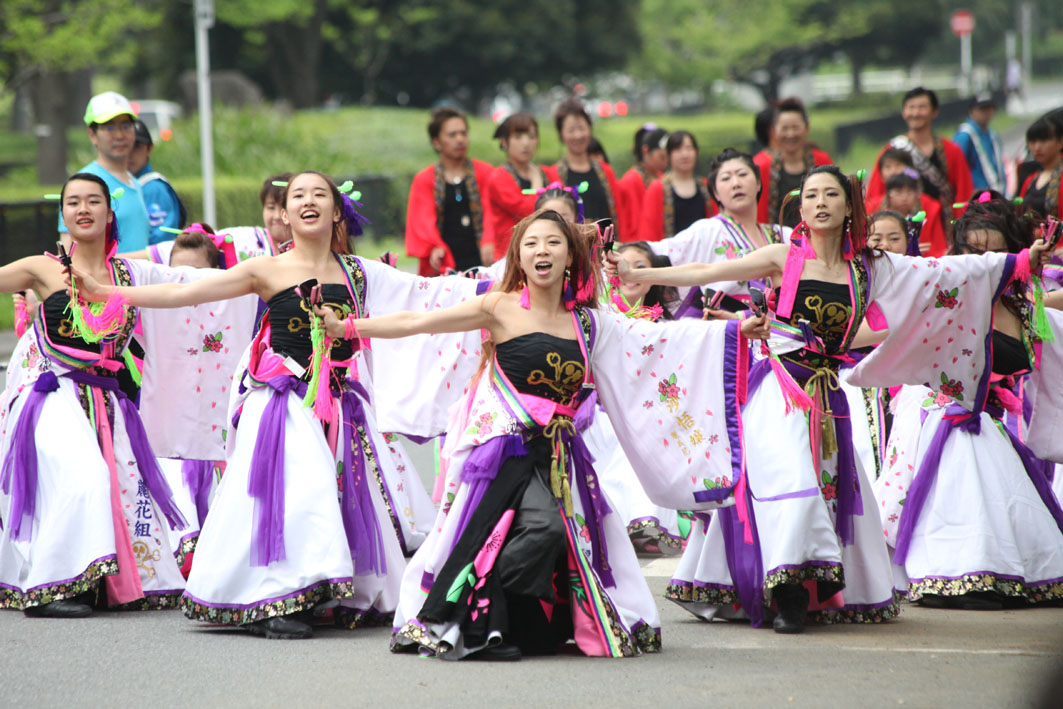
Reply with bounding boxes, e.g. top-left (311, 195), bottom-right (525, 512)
top-left (496, 333), bottom-right (586, 405)
top-left (41, 290), bottom-right (101, 354)
top-left (784, 279), bottom-right (853, 355)
top-left (266, 284), bottom-right (355, 369)
top-left (991, 330), bottom-right (1029, 377)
